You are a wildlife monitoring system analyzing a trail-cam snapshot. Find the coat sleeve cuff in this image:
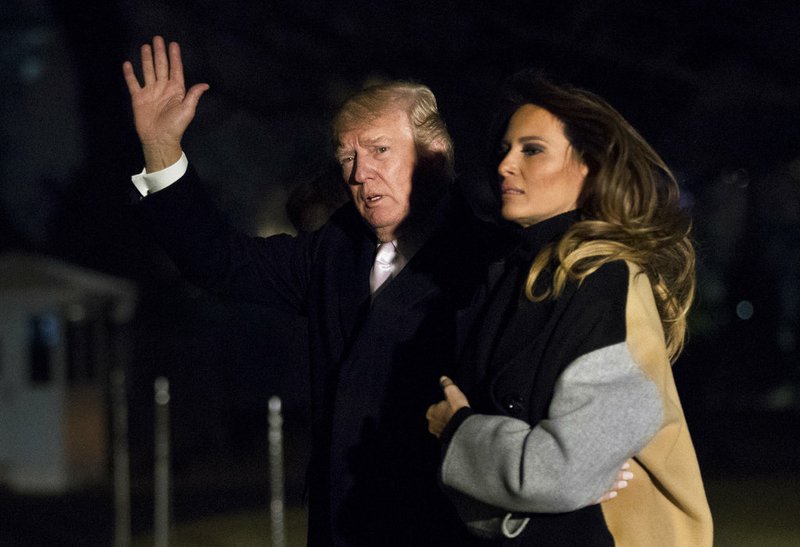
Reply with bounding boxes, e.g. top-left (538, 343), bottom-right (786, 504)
top-left (440, 406), bottom-right (475, 448)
